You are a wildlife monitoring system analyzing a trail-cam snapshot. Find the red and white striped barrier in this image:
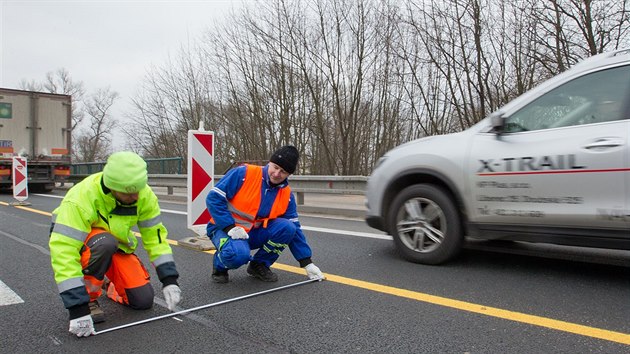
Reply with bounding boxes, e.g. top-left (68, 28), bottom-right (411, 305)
top-left (186, 128), bottom-right (214, 236)
top-left (12, 156), bottom-right (28, 202)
